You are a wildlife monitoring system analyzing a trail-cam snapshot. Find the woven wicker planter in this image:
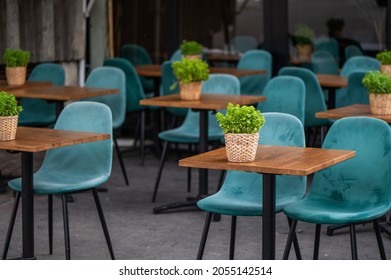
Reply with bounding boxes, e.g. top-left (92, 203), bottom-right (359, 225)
top-left (179, 81), bottom-right (202, 100)
top-left (0, 115), bottom-right (18, 141)
top-left (224, 132), bottom-right (259, 162)
top-left (6, 66), bottom-right (27, 86)
top-left (182, 54), bottom-right (202, 60)
top-left (369, 93), bottom-right (391, 115)
top-left (295, 44), bottom-right (312, 59)
top-left (381, 65), bottom-right (391, 77)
